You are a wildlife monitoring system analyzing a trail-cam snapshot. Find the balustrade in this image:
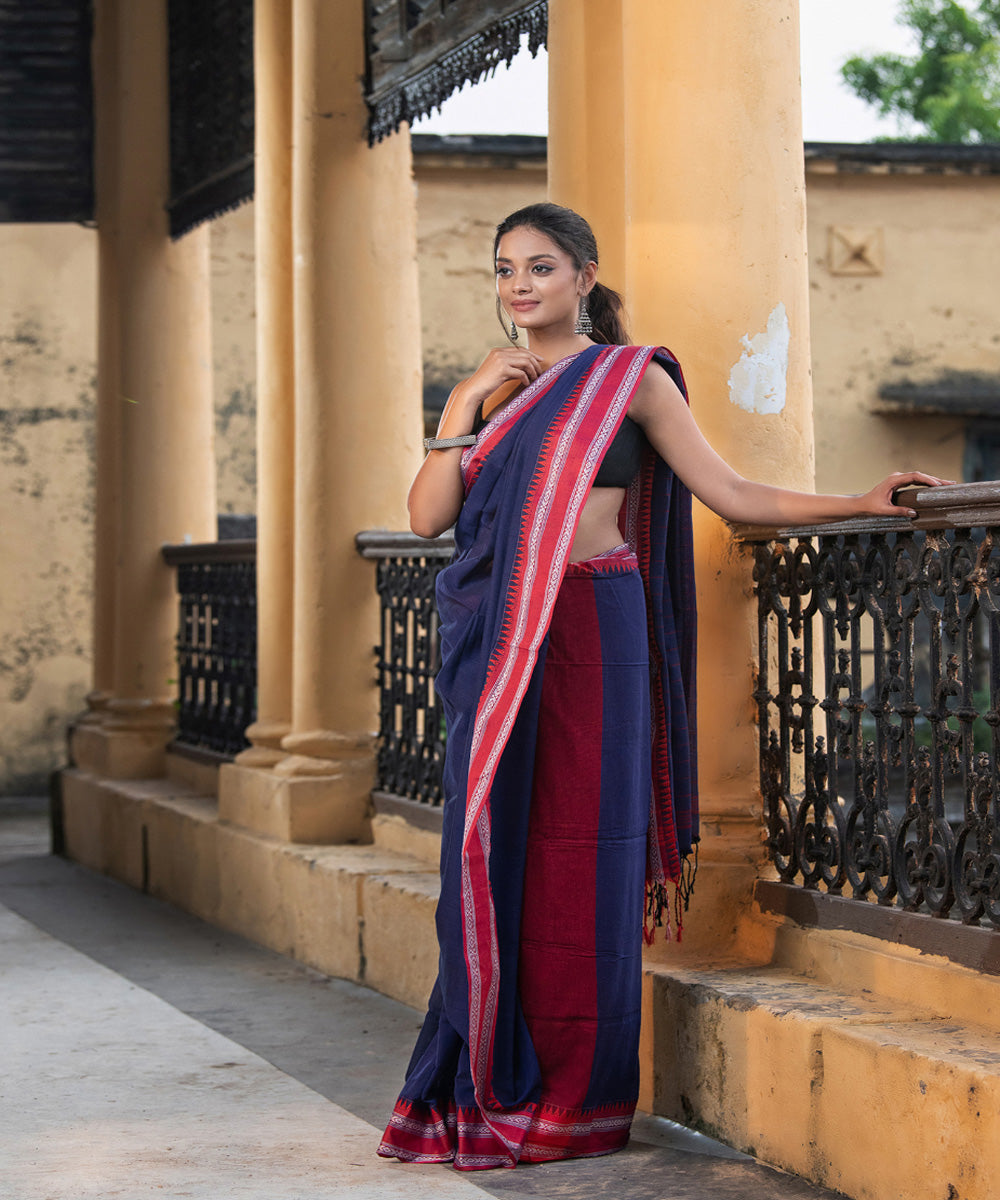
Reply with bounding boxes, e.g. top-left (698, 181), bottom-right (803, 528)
top-left (356, 530), bottom-right (455, 806)
top-left (747, 482), bottom-right (1000, 929)
top-left (162, 539), bottom-right (257, 758)
top-left (164, 485), bottom-right (1000, 941)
